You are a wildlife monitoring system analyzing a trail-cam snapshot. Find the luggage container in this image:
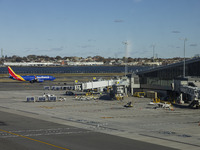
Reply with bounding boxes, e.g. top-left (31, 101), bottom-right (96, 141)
top-left (26, 96), bottom-right (35, 102)
top-left (48, 96), bottom-right (57, 102)
top-left (37, 96), bottom-right (46, 102)
top-left (44, 86), bottom-right (50, 90)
